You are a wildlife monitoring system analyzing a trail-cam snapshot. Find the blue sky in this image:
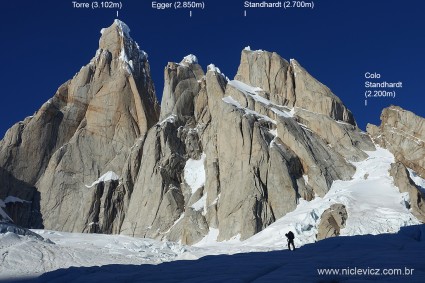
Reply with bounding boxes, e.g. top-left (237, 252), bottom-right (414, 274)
top-left (1, 0), bottom-right (424, 137)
